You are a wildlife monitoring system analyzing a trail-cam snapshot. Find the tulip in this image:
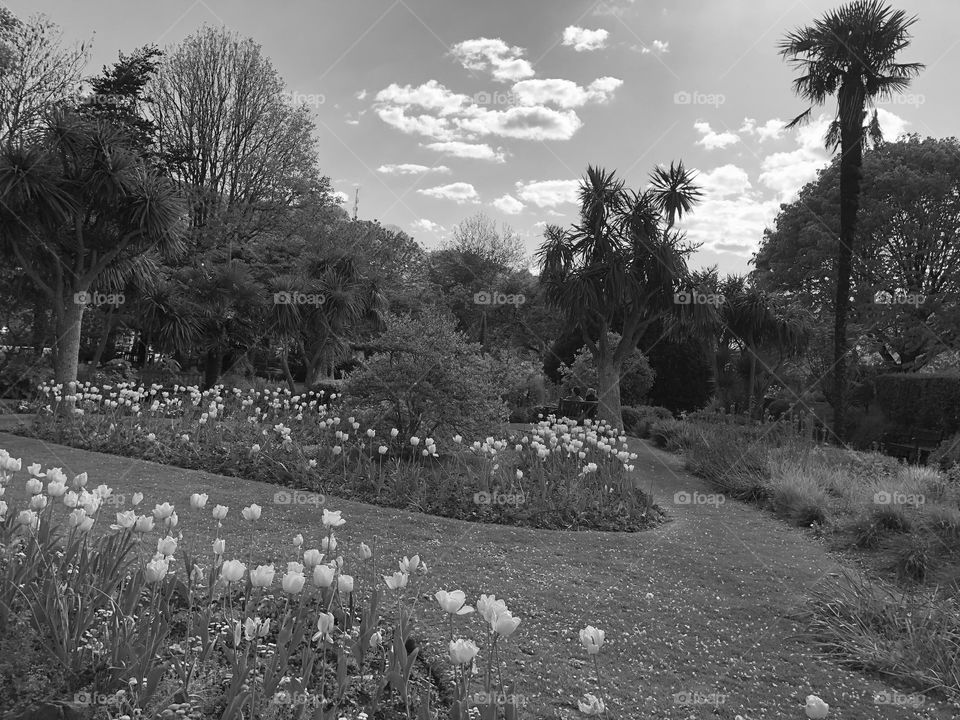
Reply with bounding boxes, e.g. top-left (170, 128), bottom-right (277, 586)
top-left (410, 436), bottom-right (420, 446)
top-left (220, 559), bottom-right (247, 583)
top-left (578, 693), bottom-right (605, 716)
top-left (805, 695), bottom-right (829, 719)
top-left (378, 445), bottom-right (388, 455)
top-left (152, 502), bottom-right (175, 521)
top-left (477, 594), bottom-right (508, 624)
top-left (241, 504), bottom-right (262, 521)
top-left (145, 558), bottom-right (169, 584)
top-left (369, 630), bottom-right (382, 649)
top-left (312, 564), bottom-right (336, 588)
top-left (313, 612), bottom-right (335, 643)
top-left (213, 538), bottom-right (226, 555)
top-left (17, 509), bottom-right (38, 529)
top-left (68, 508), bottom-right (88, 527)
top-left (46, 480), bottom-right (67, 497)
top-left (321, 509), bottom-right (345, 528)
top-left (244, 617), bottom-right (271, 640)
top-left (337, 574), bottom-right (354, 594)
top-left (0, 500), bottom-right (7, 518)
top-left (359, 542), bottom-right (373, 560)
top-left (134, 515), bottom-right (155, 533)
top-left (293, 533), bottom-right (303, 548)
top-left (383, 571), bottom-right (408, 590)
top-left (491, 609), bottom-right (521, 637)
top-left (132, 492), bottom-right (143, 506)
top-left (579, 625), bottom-right (605, 655)
top-left (190, 564), bottom-right (205, 585)
top-left (448, 638), bottom-right (479, 665)
top-left (77, 516), bottom-right (95, 533)
top-left (321, 536), bottom-right (337, 553)
top-left (190, 493), bottom-right (208, 509)
top-left (435, 590), bottom-right (474, 615)
top-left (302, 548), bottom-right (323, 567)
top-left (113, 510), bottom-right (137, 530)
top-left (398, 555), bottom-right (420, 573)
top-left (250, 564), bottom-right (275, 588)
top-left (157, 536), bottom-right (178, 557)
top-left (26, 463), bottom-right (44, 477)
top-left (212, 504), bottom-right (229, 520)
top-left (29, 494), bottom-right (48, 511)
top-left (25, 478), bottom-right (43, 495)
top-left (282, 570), bottom-right (306, 594)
